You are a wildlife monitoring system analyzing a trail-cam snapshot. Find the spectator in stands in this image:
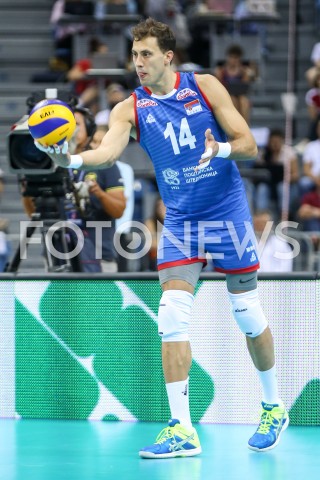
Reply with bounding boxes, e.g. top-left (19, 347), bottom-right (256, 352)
top-left (253, 210), bottom-right (293, 272)
top-left (95, 83), bottom-right (128, 127)
top-left (253, 128), bottom-right (299, 218)
top-left (305, 71), bottom-right (320, 140)
top-left (50, 0), bottom-right (91, 69)
top-left (300, 116), bottom-right (320, 195)
top-left (297, 184), bottom-right (320, 252)
top-left (214, 44), bottom-right (257, 124)
top-left (305, 41), bottom-right (320, 87)
top-left (66, 36), bottom-right (109, 113)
